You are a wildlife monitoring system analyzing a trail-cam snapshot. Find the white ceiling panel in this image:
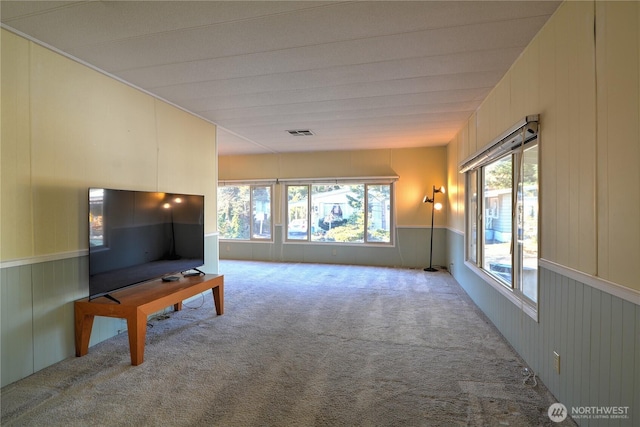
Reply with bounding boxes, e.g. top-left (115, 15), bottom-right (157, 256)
top-left (154, 67), bottom-right (505, 104)
top-left (122, 46), bottom-right (522, 93)
top-left (78, 16), bottom-right (550, 74)
top-left (186, 83), bottom-right (489, 114)
top-left (1, 1), bottom-right (561, 155)
top-left (1, 1), bottom-right (333, 49)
